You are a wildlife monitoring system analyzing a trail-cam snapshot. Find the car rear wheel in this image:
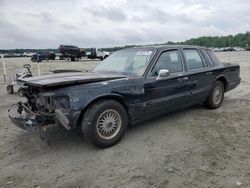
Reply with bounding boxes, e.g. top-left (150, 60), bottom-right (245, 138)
top-left (205, 81), bottom-right (224, 109)
top-left (81, 100), bottom-right (128, 148)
